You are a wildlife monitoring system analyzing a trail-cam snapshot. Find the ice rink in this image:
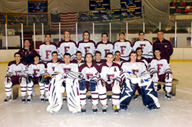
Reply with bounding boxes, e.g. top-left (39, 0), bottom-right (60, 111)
top-left (0, 62), bottom-right (192, 127)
